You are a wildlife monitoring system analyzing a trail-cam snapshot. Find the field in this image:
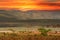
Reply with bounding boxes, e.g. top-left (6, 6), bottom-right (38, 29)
top-left (0, 33), bottom-right (60, 40)
top-left (0, 27), bottom-right (60, 40)
top-left (0, 21), bottom-right (60, 40)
